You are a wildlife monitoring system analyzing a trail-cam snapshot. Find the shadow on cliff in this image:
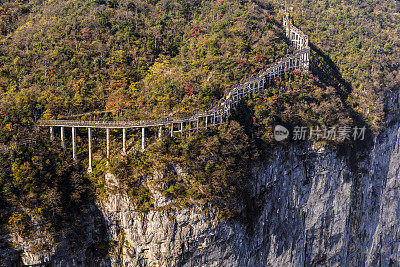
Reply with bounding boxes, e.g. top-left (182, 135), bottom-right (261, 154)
top-left (12, 129), bottom-right (114, 266)
top-left (306, 42), bottom-right (380, 174)
top-left (0, 199), bottom-right (23, 266)
top-left (8, 128), bottom-right (114, 266)
top-left (308, 43), bottom-right (386, 264)
top-left (49, 201), bottom-right (112, 266)
top-left (230, 35), bottom-right (387, 264)
top-left (236, 140), bottom-right (318, 264)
